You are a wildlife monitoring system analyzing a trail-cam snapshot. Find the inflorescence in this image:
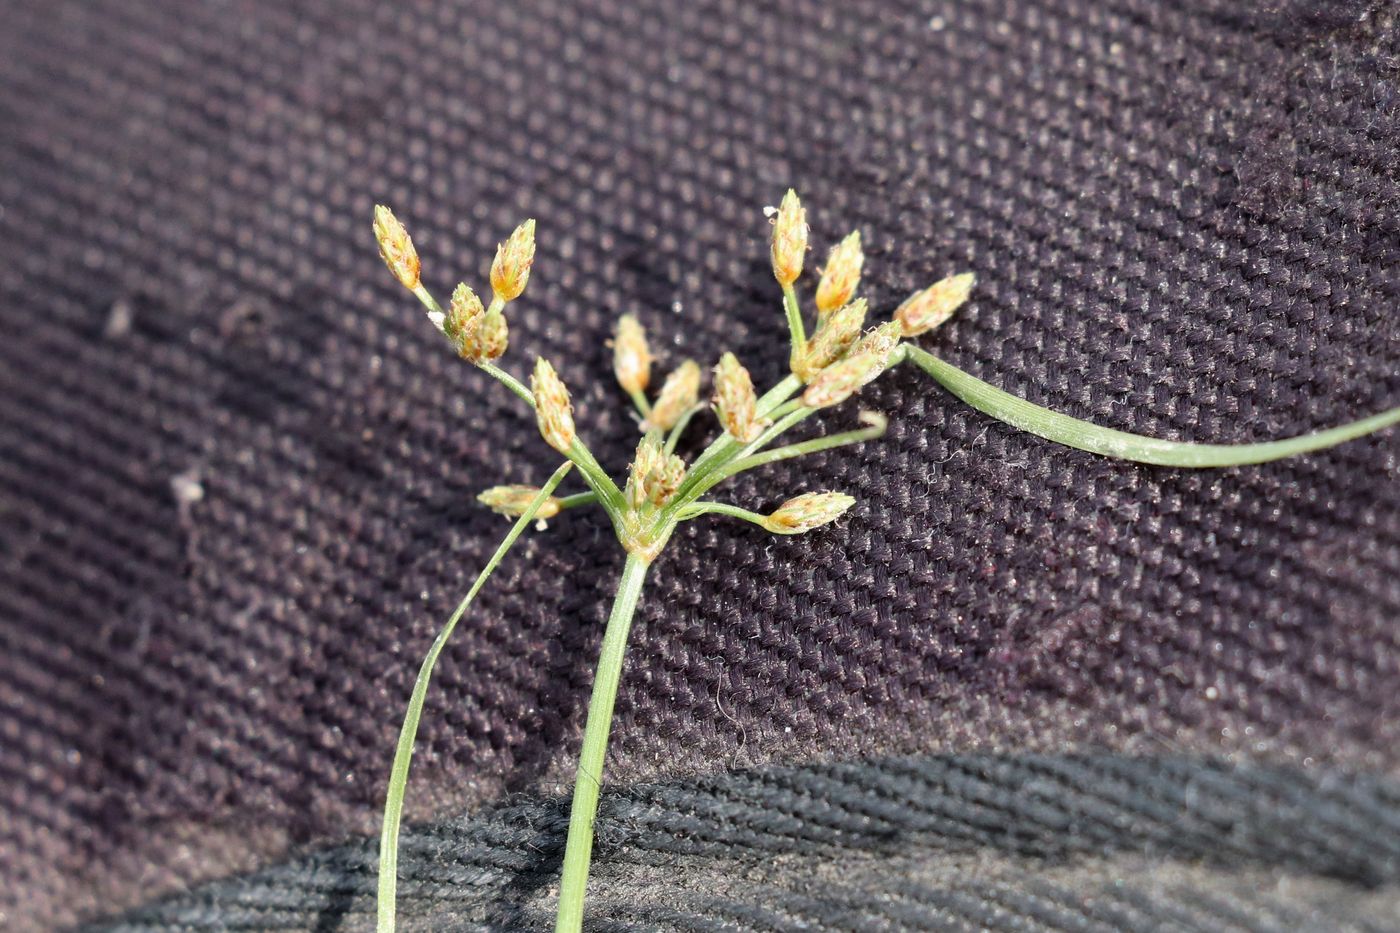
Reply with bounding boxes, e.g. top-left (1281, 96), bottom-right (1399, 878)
top-left (372, 193), bottom-right (945, 564)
